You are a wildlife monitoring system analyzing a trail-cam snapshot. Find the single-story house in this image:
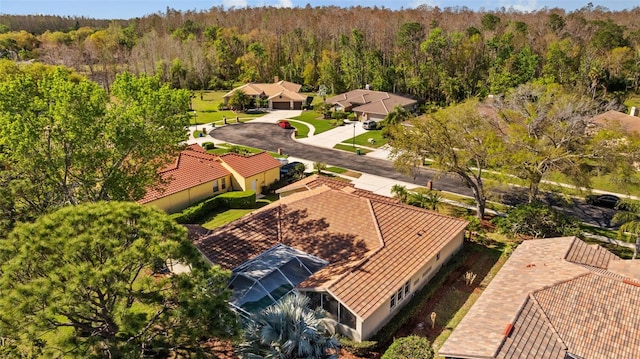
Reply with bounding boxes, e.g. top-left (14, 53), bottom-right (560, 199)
top-left (223, 79), bottom-right (307, 110)
top-left (218, 152), bottom-right (282, 195)
top-left (192, 179), bottom-right (468, 341)
top-left (139, 145), bottom-right (282, 213)
top-left (439, 236), bottom-right (640, 359)
top-left (138, 145), bottom-right (232, 213)
top-left (324, 89), bottom-right (417, 122)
